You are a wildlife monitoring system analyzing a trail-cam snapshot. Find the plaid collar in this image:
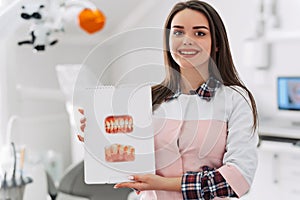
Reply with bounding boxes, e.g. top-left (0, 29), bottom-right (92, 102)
top-left (165, 77), bottom-right (221, 102)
